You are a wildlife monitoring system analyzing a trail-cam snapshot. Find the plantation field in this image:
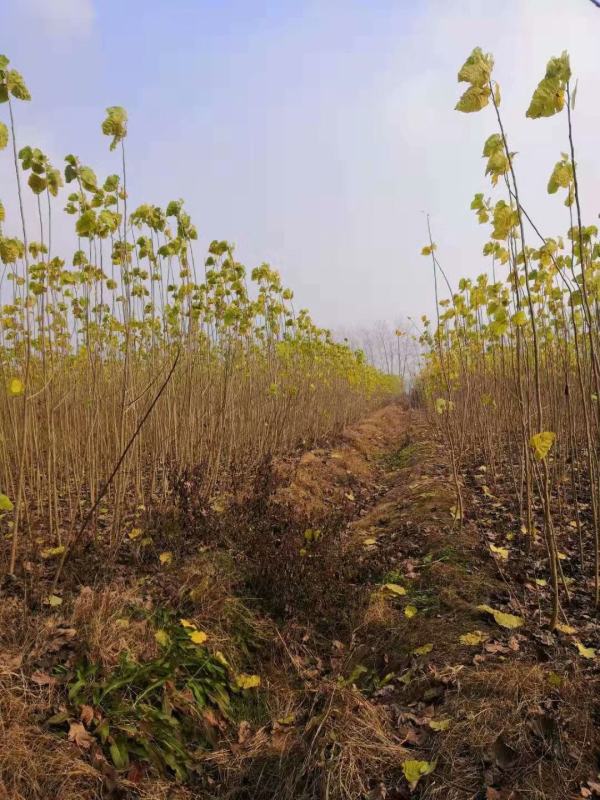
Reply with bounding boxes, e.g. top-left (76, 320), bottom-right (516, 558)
top-left (2, 36), bottom-right (600, 800)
